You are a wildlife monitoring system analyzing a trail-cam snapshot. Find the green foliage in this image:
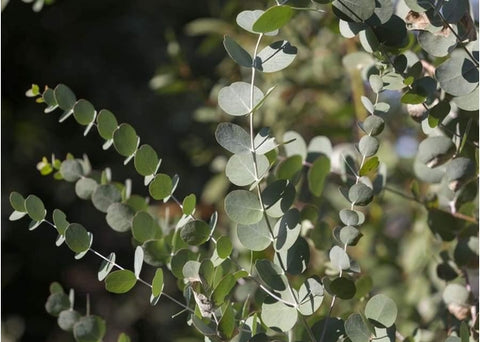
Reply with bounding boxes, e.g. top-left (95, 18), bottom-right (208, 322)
top-left (7, 0), bottom-right (479, 341)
